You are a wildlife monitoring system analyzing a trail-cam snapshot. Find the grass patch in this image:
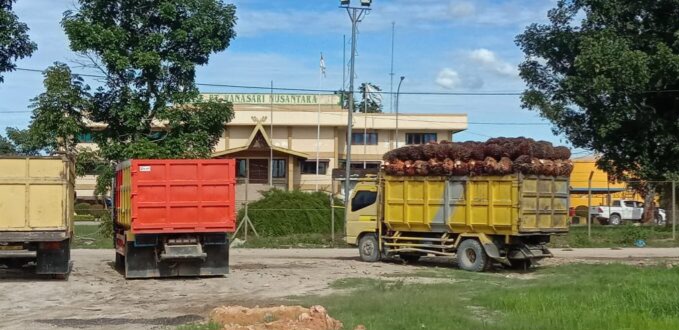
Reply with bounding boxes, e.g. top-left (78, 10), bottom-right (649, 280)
top-left (72, 224), bottom-right (111, 249)
top-left (297, 263), bottom-right (679, 330)
top-left (235, 233), bottom-right (349, 248)
top-left (176, 322), bottom-right (222, 330)
top-left (550, 225), bottom-right (679, 248)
